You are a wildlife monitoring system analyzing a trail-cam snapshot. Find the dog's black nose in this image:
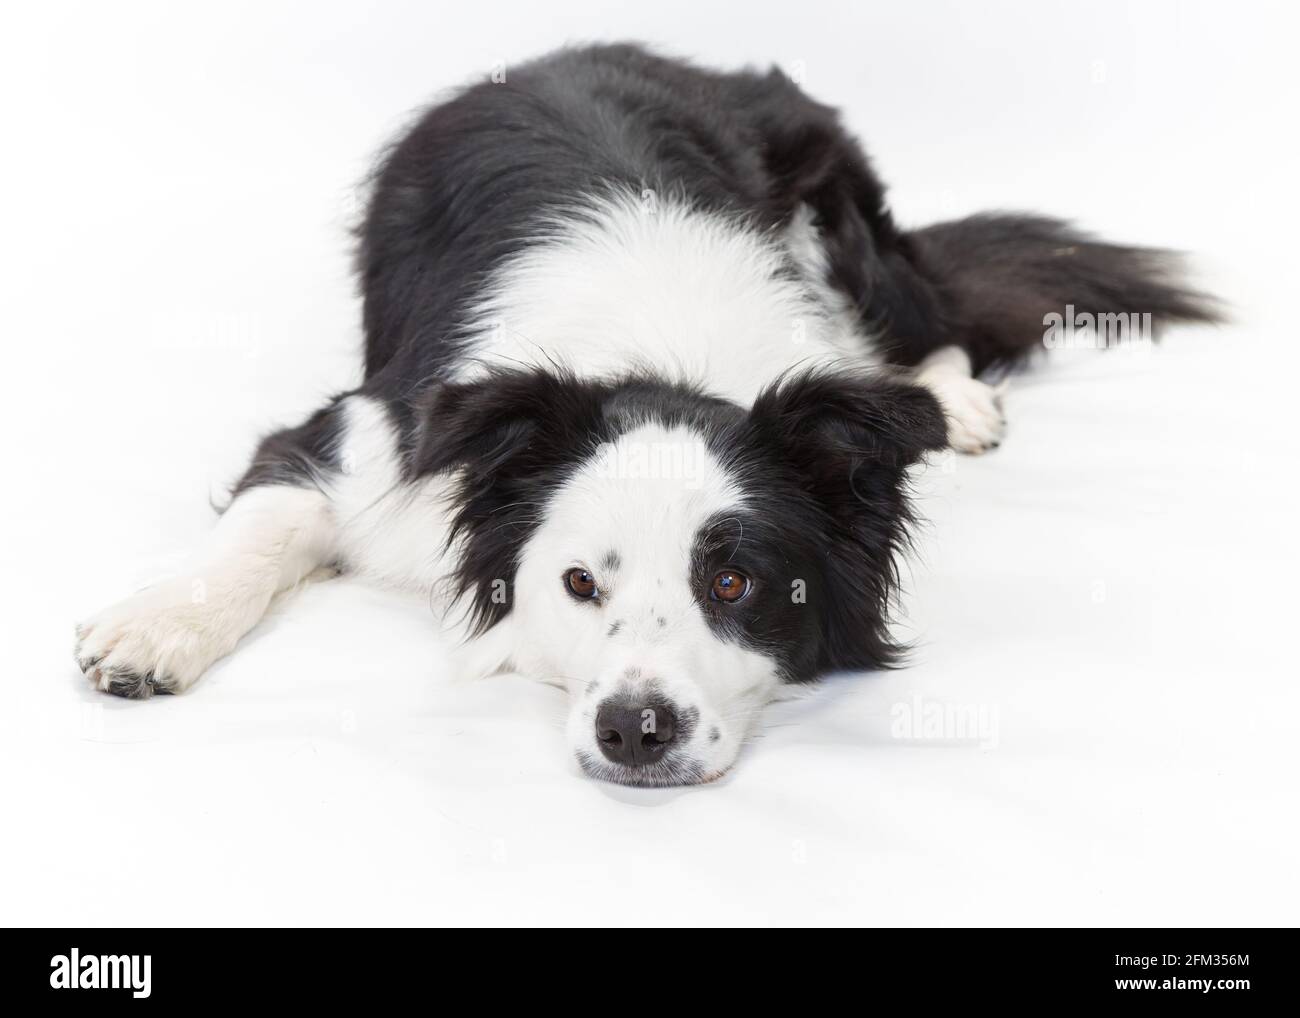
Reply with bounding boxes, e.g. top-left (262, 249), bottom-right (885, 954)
top-left (595, 700), bottom-right (678, 766)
